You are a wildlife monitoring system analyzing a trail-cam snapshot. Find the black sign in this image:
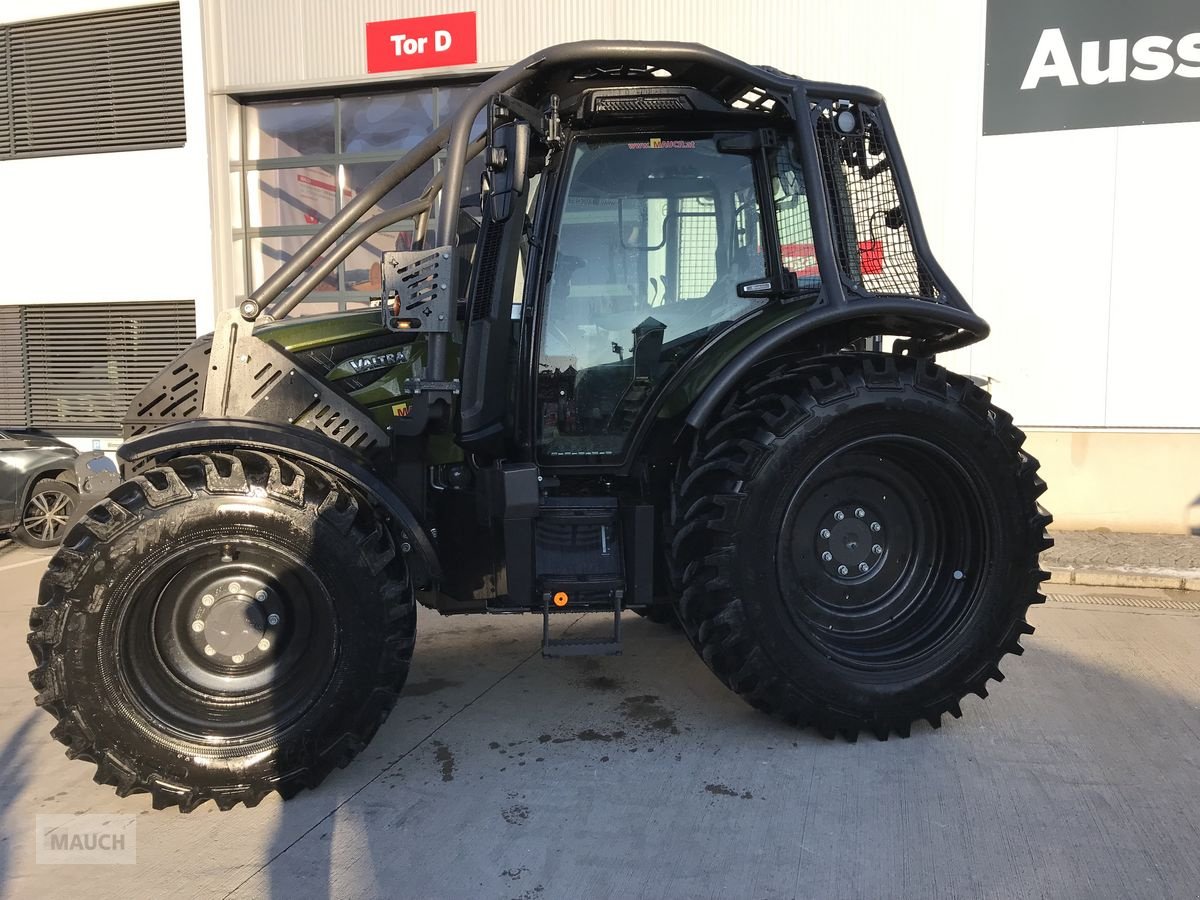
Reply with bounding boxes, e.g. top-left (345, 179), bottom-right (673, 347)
top-left (984, 0), bottom-right (1200, 135)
